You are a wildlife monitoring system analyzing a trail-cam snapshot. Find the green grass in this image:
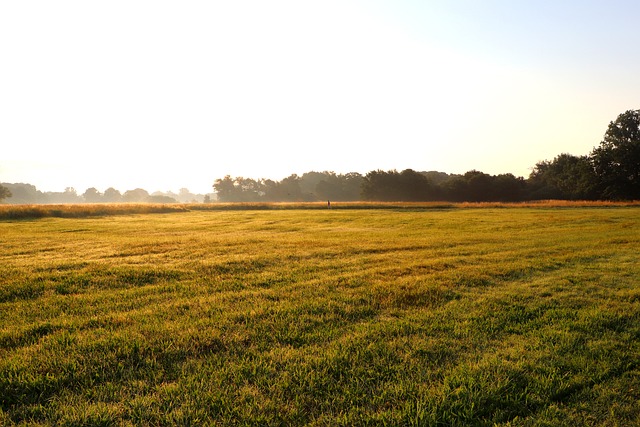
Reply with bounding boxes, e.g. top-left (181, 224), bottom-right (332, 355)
top-left (1, 207), bottom-right (639, 426)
